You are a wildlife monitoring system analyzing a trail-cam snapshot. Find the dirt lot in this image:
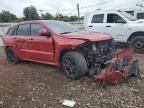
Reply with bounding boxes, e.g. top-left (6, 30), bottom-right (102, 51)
top-left (0, 47), bottom-right (144, 108)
